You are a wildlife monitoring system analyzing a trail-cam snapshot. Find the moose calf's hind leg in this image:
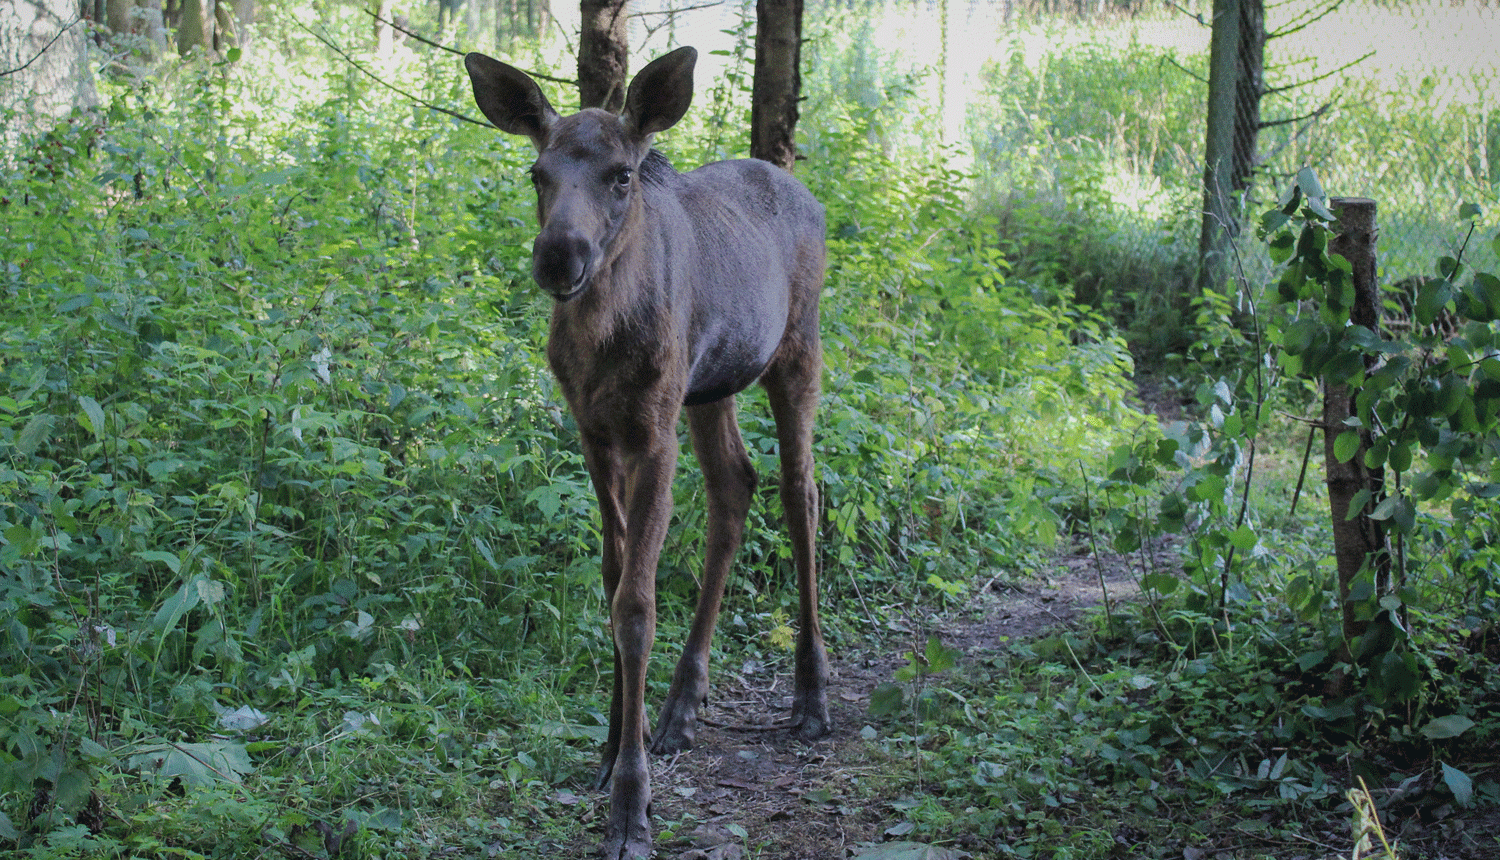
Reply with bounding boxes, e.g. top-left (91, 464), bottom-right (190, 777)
top-left (765, 353), bottom-right (831, 741)
top-left (652, 399), bottom-right (756, 754)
